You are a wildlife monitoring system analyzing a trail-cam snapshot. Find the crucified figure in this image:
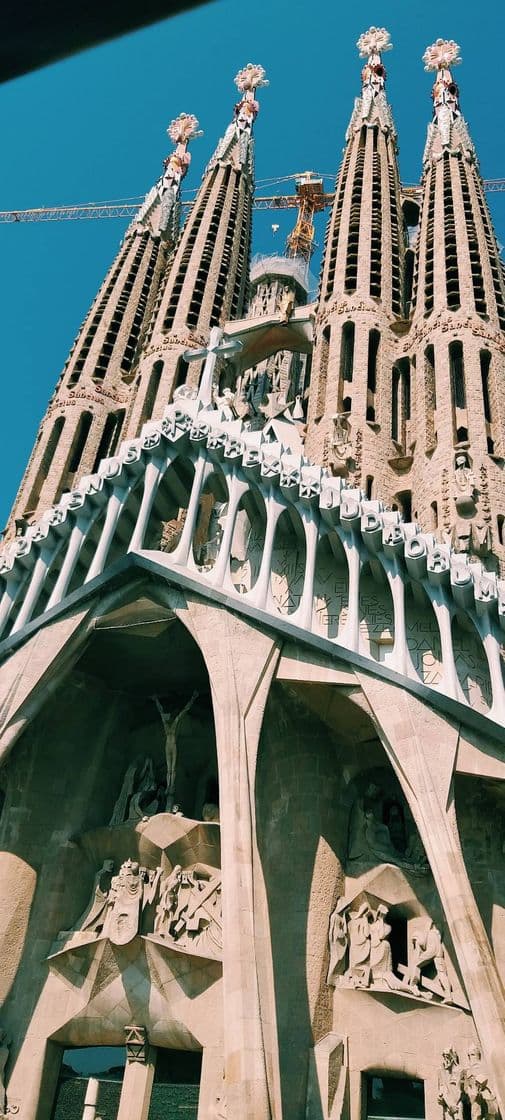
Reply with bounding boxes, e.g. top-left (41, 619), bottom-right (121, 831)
top-left (153, 692), bottom-right (198, 811)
